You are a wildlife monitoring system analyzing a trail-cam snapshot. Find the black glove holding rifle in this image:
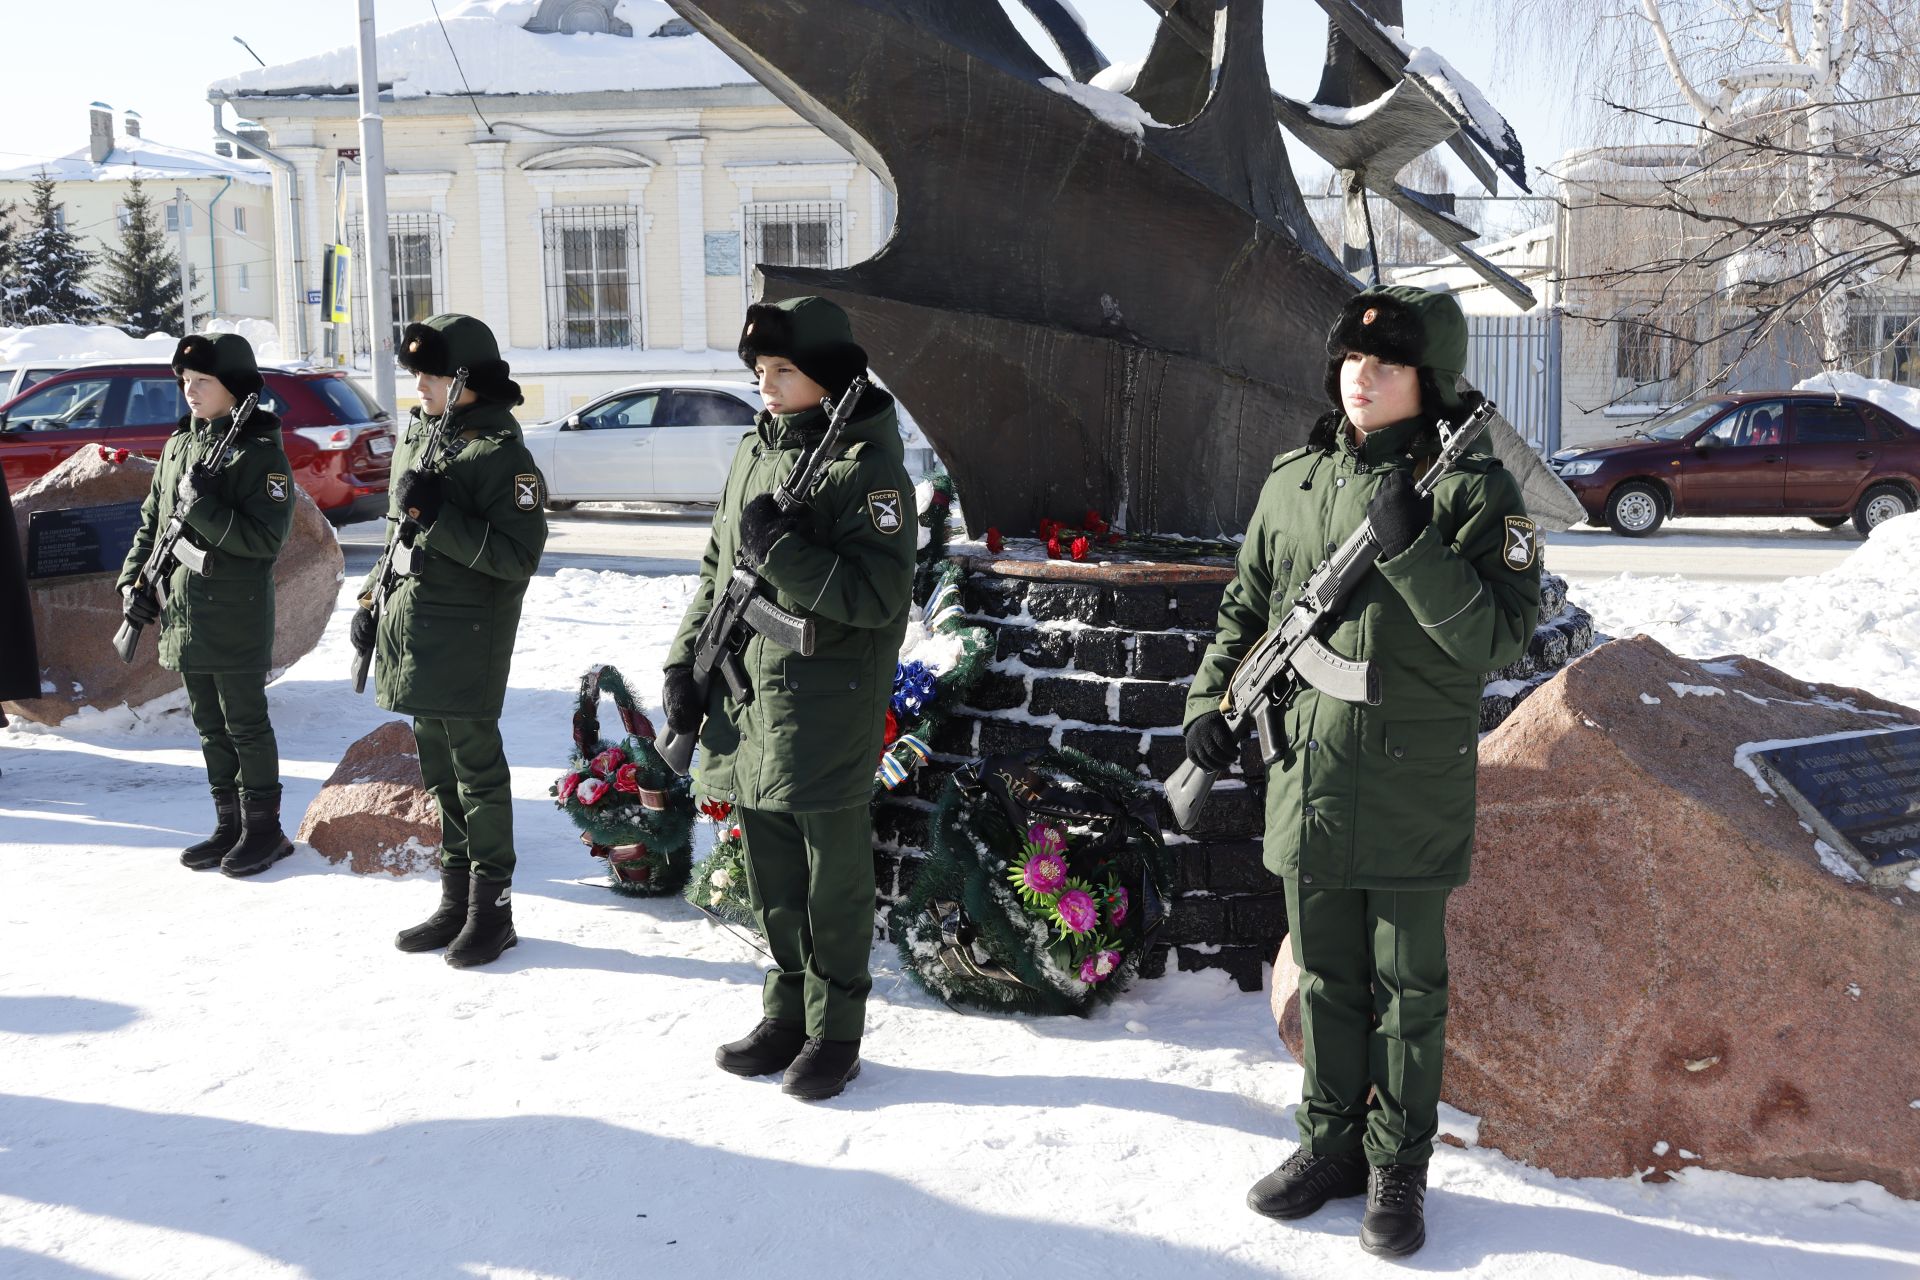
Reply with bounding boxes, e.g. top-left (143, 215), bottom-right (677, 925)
top-left (113, 391), bottom-right (260, 663)
top-left (655, 376), bottom-right (870, 776)
top-left (349, 368), bottom-right (467, 694)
